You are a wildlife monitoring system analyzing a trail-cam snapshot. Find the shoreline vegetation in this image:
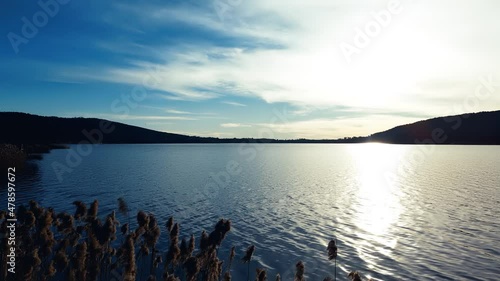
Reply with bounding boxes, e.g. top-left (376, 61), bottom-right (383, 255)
top-left (0, 144), bottom-right (27, 172)
top-left (0, 199), bottom-right (374, 281)
top-left (0, 144), bottom-right (68, 174)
